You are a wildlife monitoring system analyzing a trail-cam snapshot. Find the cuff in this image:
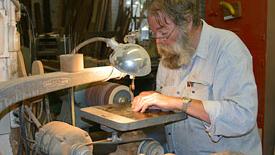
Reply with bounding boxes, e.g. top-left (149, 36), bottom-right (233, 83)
top-left (202, 100), bottom-right (222, 142)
